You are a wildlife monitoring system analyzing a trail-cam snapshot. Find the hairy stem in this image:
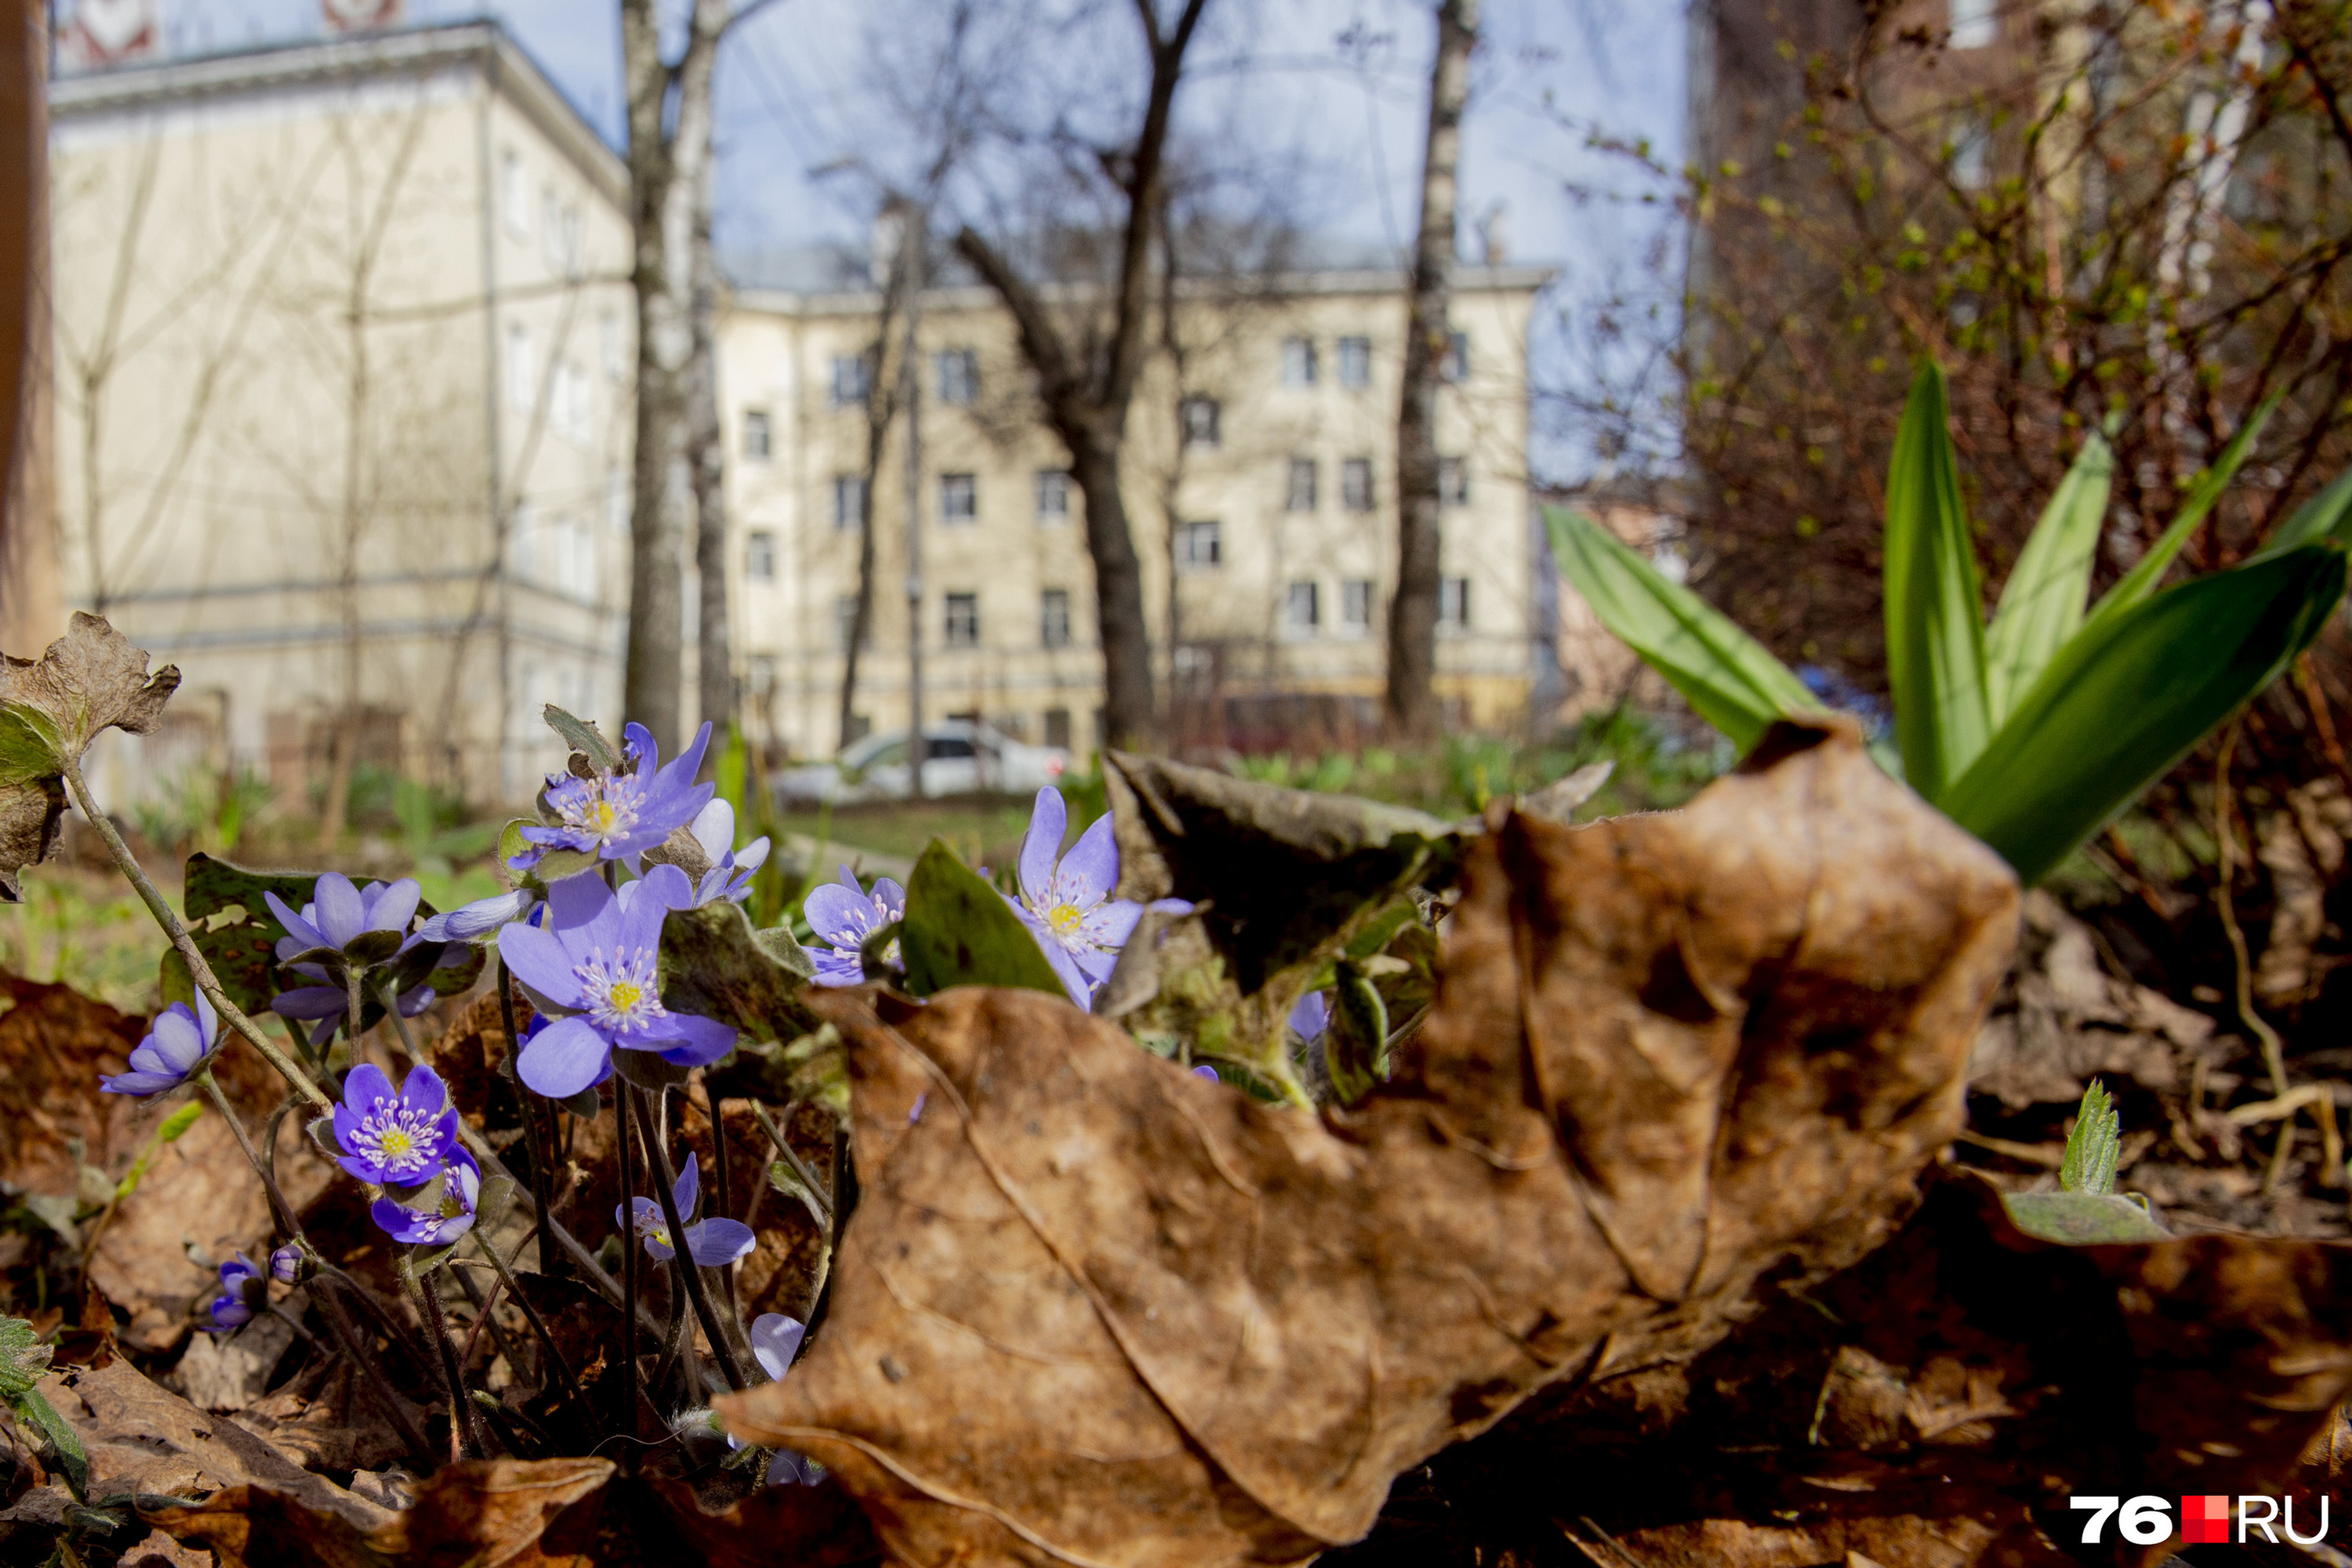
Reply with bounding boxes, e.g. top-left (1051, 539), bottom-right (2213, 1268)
top-left (63, 757), bottom-right (332, 1112)
top-left (618, 1084), bottom-right (642, 1463)
top-left (632, 1087), bottom-right (747, 1391)
top-left (313, 1273), bottom-right (433, 1466)
top-left (467, 1225), bottom-right (595, 1429)
top-left (401, 1253), bottom-right (481, 1463)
